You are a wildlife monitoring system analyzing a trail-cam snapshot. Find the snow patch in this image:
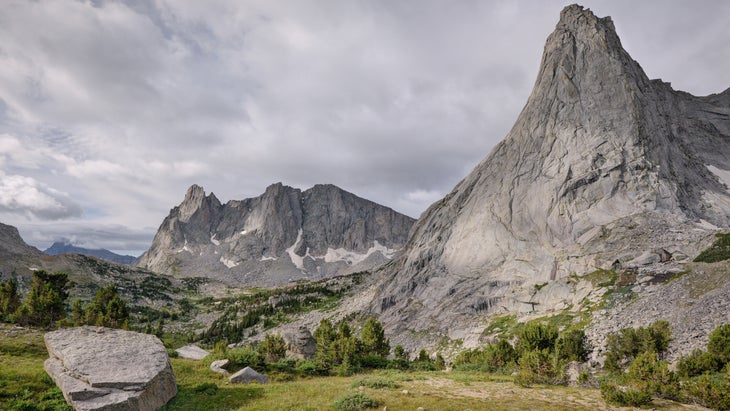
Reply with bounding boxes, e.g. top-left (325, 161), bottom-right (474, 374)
top-left (220, 256), bottom-right (239, 268)
top-left (286, 229), bottom-right (305, 270)
top-left (178, 240), bottom-right (190, 253)
top-left (260, 256), bottom-right (277, 261)
top-left (323, 240), bottom-right (397, 265)
top-left (707, 165), bottom-right (730, 189)
top-left (210, 234), bottom-right (220, 246)
top-left (240, 230), bottom-right (247, 235)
